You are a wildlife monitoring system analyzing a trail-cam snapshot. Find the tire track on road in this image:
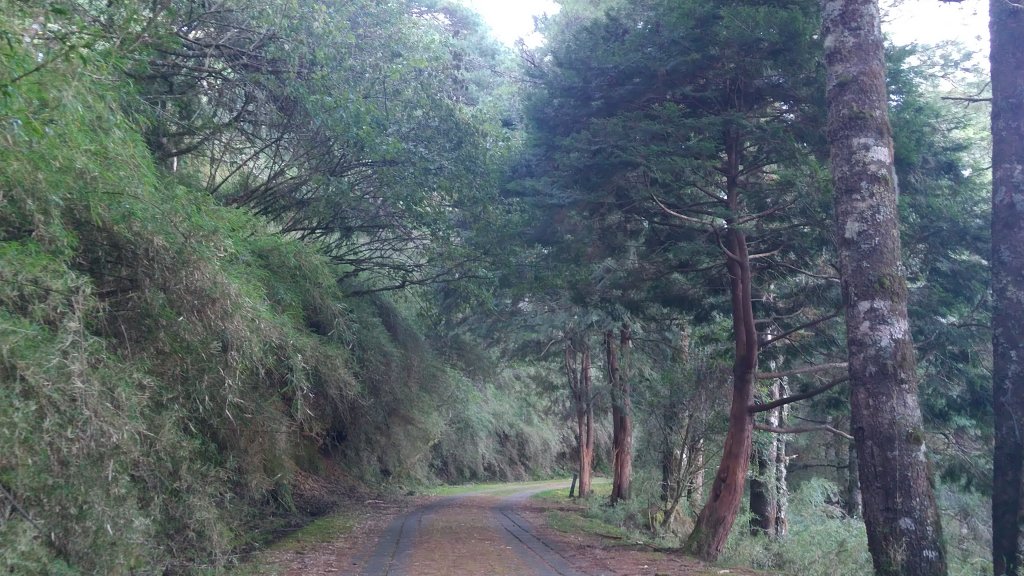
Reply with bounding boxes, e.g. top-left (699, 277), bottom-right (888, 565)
top-left (355, 482), bottom-right (585, 576)
top-left (495, 493), bottom-right (589, 576)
